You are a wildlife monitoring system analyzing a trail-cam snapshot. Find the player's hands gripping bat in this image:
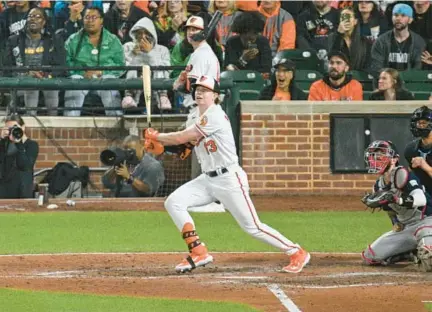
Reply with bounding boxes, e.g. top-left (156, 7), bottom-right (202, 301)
top-left (144, 128), bottom-right (164, 156)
